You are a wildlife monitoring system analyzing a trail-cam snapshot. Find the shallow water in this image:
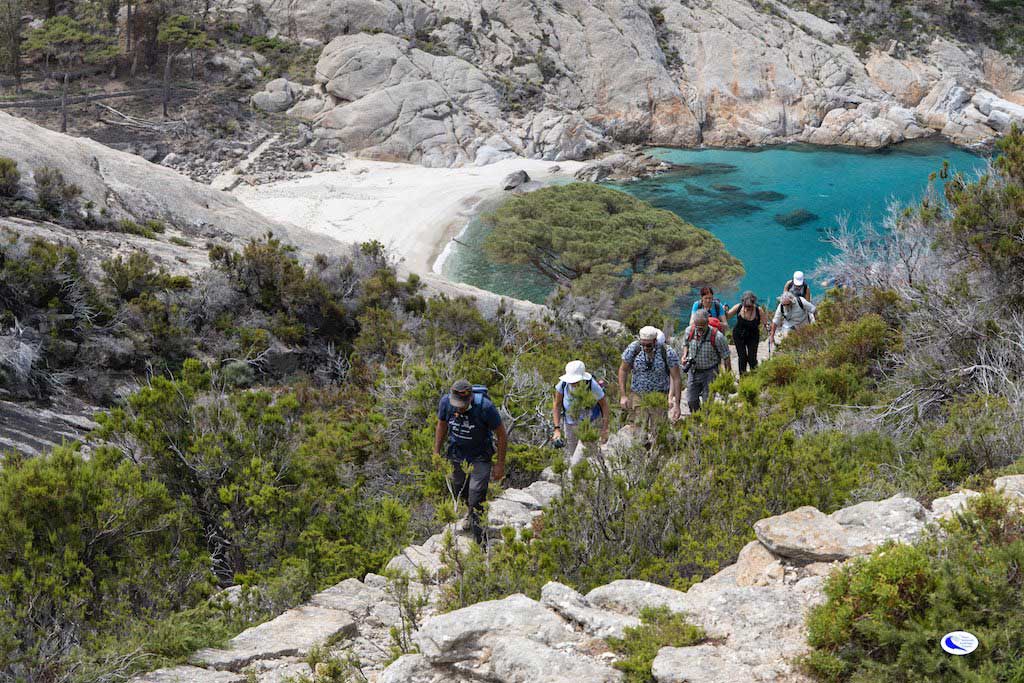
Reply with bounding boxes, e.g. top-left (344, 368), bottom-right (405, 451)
top-left (442, 140), bottom-right (988, 317)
